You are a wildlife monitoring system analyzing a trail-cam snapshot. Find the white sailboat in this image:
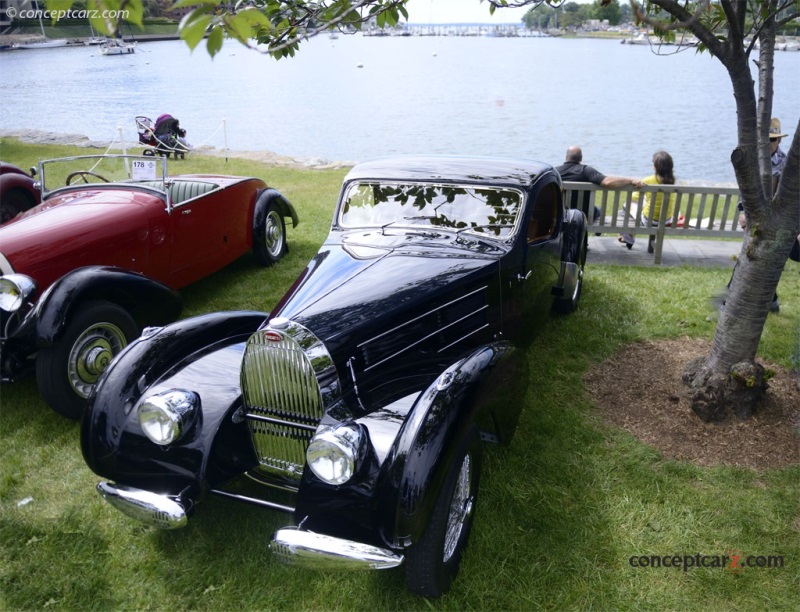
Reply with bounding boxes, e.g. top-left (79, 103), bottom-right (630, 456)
top-left (14, 12), bottom-right (68, 49)
top-left (99, 38), bottom-right (136, 55)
